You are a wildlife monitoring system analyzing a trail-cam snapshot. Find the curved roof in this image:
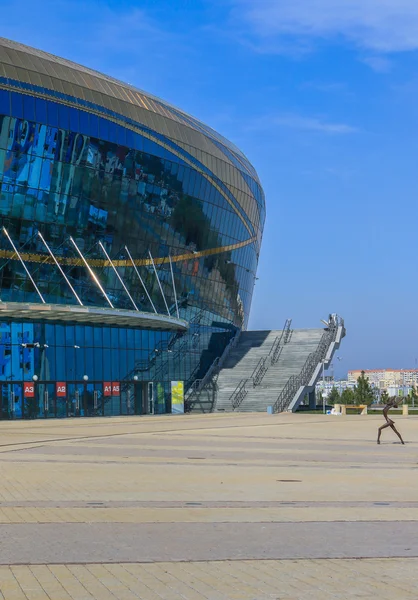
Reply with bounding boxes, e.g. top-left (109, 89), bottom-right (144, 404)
top-left (0, 37), bottom-right (264, 233)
